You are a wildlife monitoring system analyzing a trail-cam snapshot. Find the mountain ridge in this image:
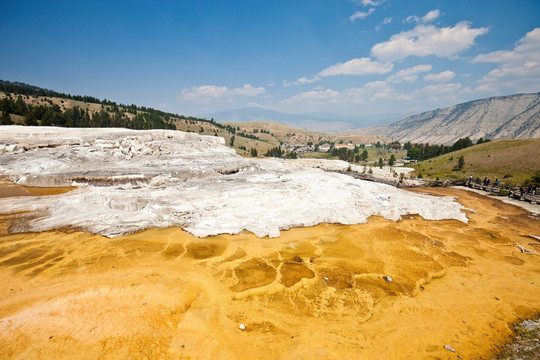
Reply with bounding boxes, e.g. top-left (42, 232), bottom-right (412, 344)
top-left (207, 107), bottom-right (399, 133)
top-left (356, 93), bottom-right (540, 144)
